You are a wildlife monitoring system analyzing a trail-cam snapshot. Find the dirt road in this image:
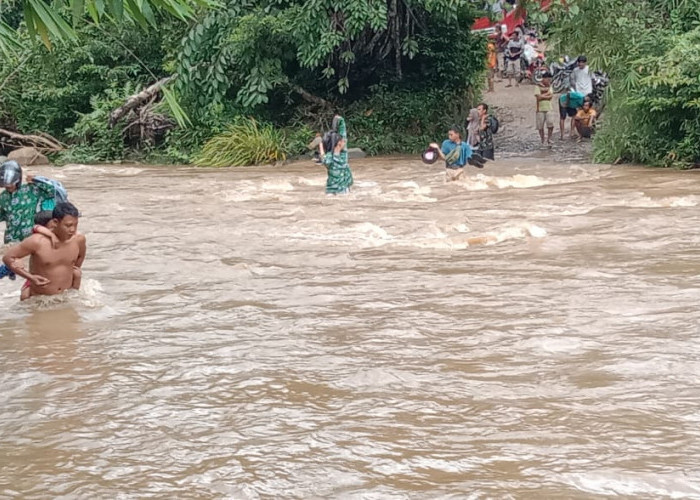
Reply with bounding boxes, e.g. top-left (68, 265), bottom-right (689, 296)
top-left (483, 78), bottom-right (592, 163)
